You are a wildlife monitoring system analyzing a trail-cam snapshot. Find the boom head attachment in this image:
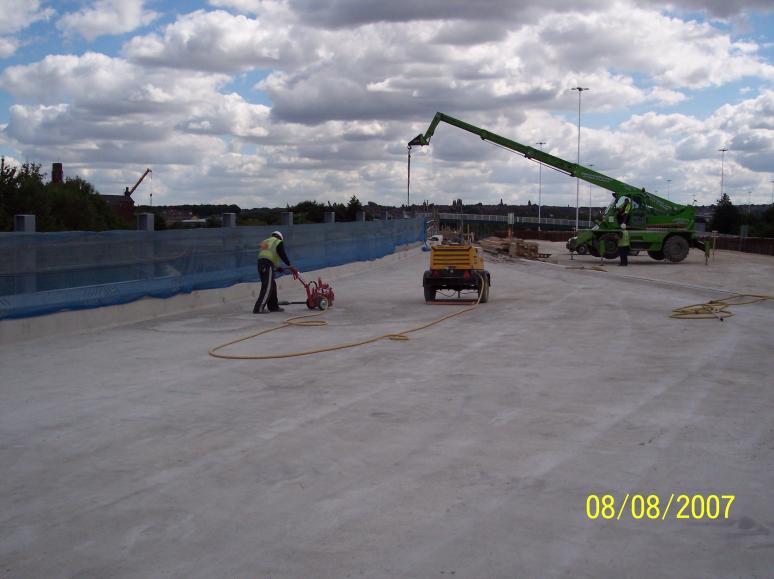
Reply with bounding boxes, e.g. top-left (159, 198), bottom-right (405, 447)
top-left (408, 134), bottom-right (429, 147)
